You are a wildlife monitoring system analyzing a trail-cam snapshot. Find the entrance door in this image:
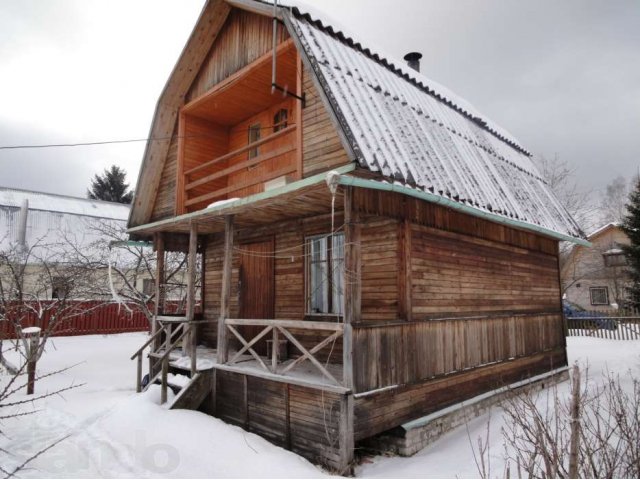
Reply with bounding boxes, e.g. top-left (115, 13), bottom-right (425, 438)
top-left (238, 239), bottom-right (275, 355)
